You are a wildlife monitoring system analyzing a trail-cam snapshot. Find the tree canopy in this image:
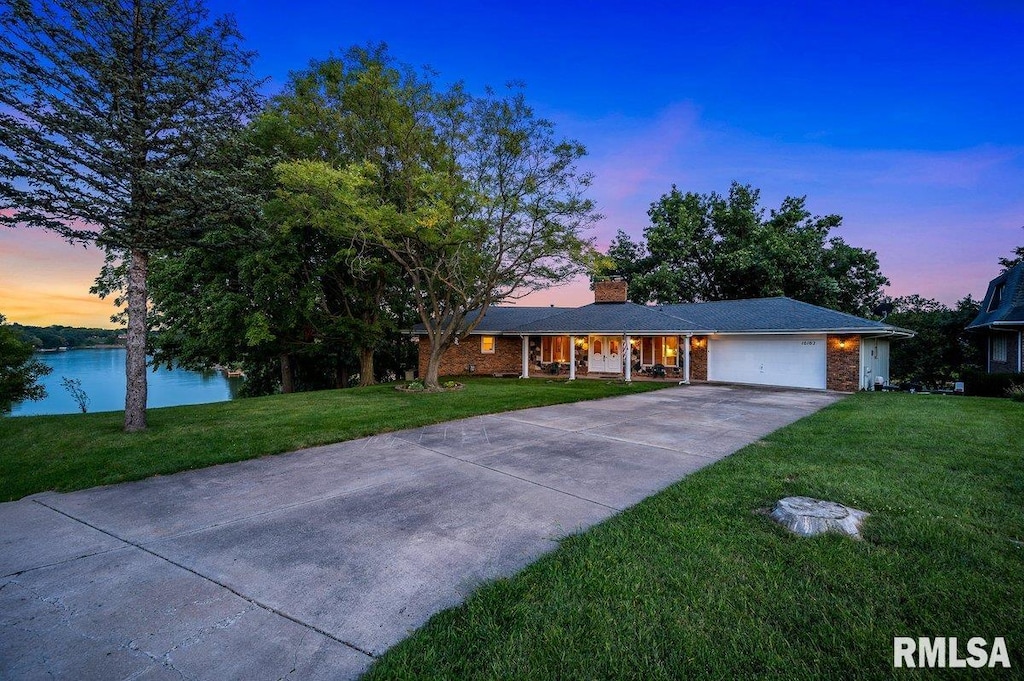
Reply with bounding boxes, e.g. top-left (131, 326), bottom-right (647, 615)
top-left (0, 314), bottom-right (52, 414)
top-left (0, 0), bottom-right (262, 430)
top-left (148, 48), bottom-right (420, 394)
top-left (885, 295), bottom-right (982, 387)
top-left (604, 182), bottom-right (888, 316)
top-left (998, 243), bottom-right (1024, 271)
top-left (270, 52), bottom-right (599, 389)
